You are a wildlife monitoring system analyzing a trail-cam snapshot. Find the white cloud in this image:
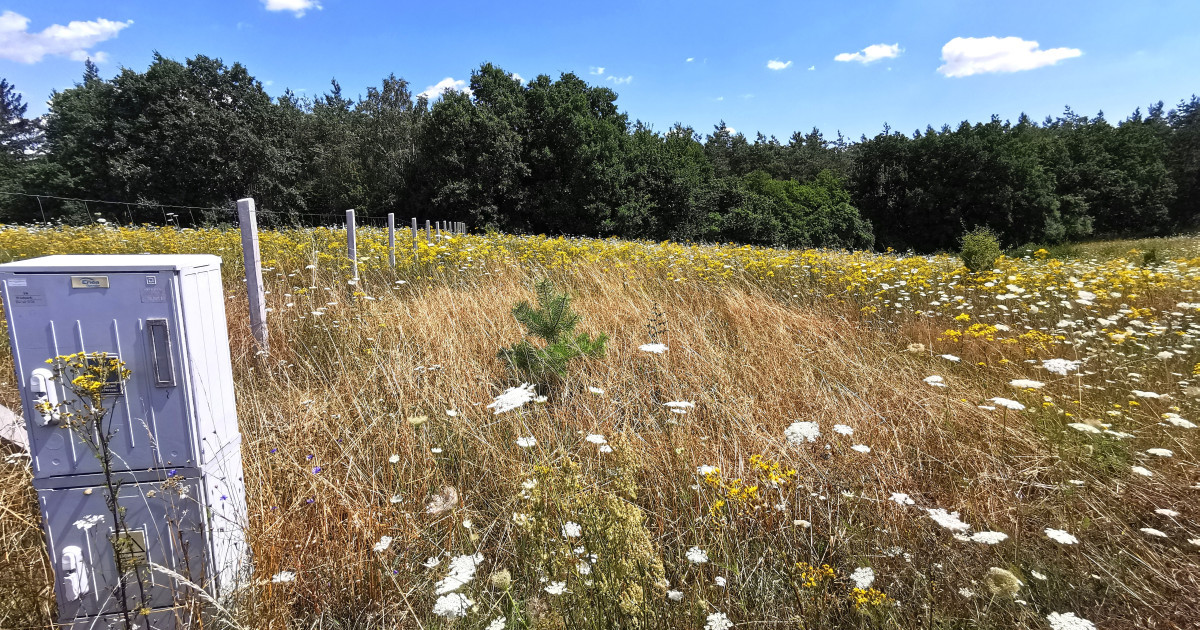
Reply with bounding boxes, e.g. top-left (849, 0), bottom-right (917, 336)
top-left (834, 43), bottom-right (902, 64)
top-left (419, 77), bottom-right (472, 100)
top-left (511, 72), bottom-right (525, 84)
top-left (808, 65), bottom-right (815, 71)
top-left (715, 96), bottom-right (724, 101)
top-left (723, 126), bottom-right (736, 134)
top-left (262, 0), bottom-right (322, 17)
top-left (589, 66), bottom-right (605, 75)
top-left (685, 57), bottom-right (694, 62)
top-left (766, 59), bottom-right (793, 70)
top-left (0, 11), bottom-right (131, 64)
top-left (606, 75), bottom-right (633, 85)
top-left (938, 36), bottom-right (1081, 77)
